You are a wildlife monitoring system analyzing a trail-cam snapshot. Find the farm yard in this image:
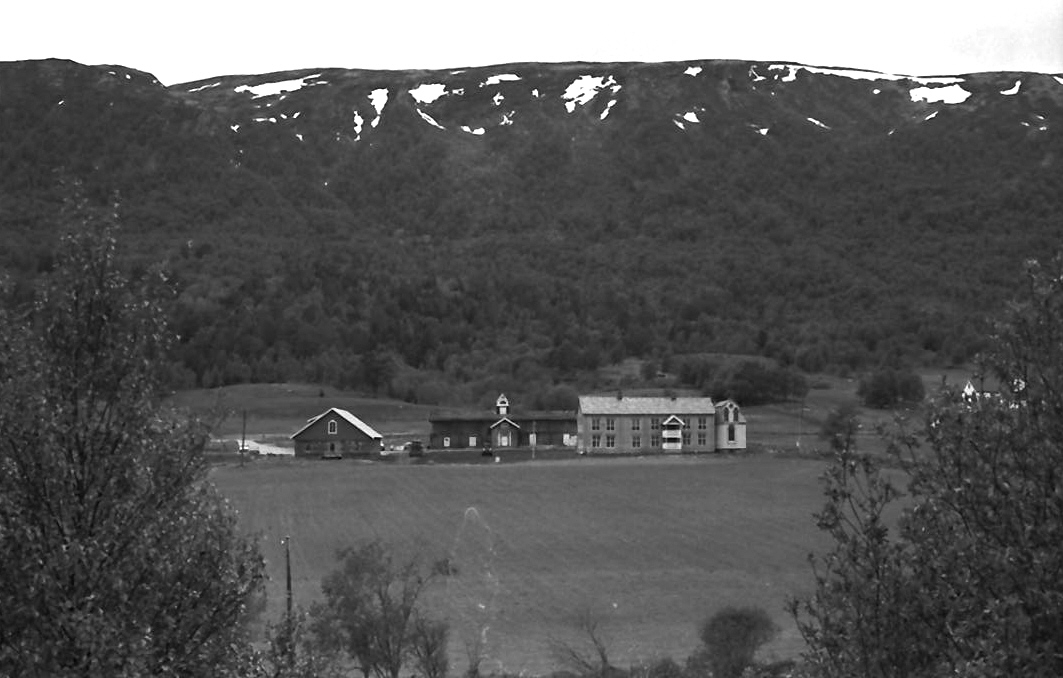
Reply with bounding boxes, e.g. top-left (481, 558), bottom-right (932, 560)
top-left (200, 373), bottom-right (947, 673)
top-left (211, 454), bottom-right (834, 675)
